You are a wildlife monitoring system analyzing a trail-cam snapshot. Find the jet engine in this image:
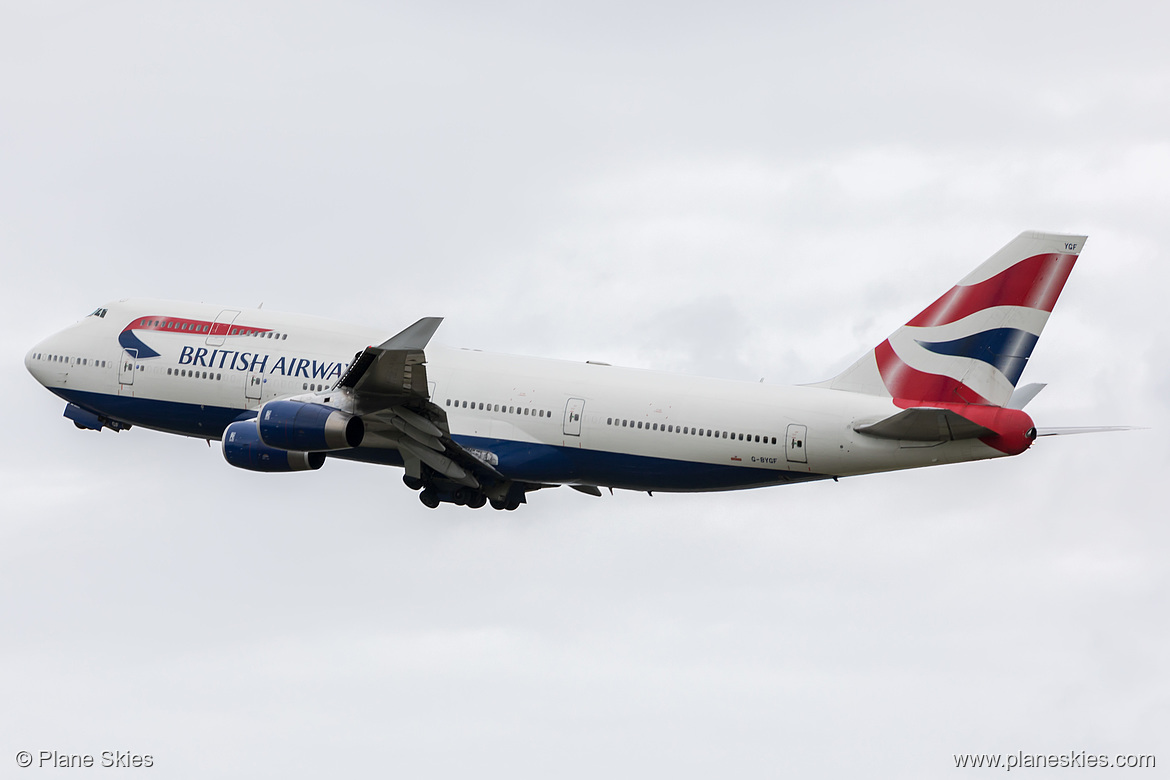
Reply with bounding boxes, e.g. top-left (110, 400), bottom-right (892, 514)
top-left (222, 419), bottom-right (326, 472)
top-left (256, 400), bottom-right (364, 452)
